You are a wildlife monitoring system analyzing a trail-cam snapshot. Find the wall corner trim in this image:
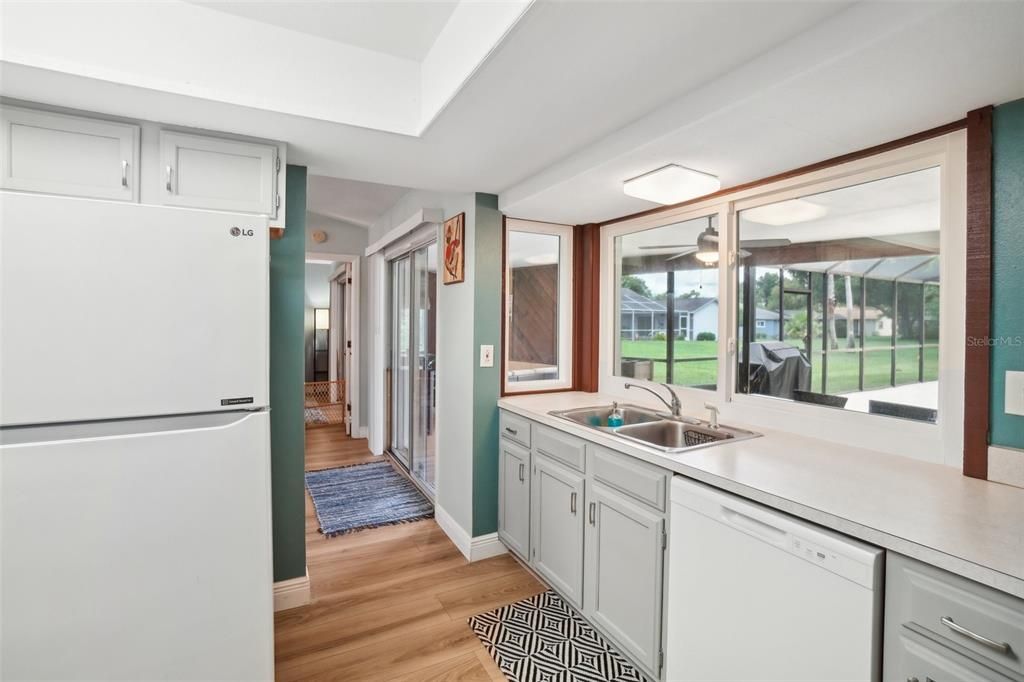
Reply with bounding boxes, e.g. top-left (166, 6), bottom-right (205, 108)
top-left (435, 504), bottom-right (507, 562)
top-left (273, 569), bottom-right (311, 612)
